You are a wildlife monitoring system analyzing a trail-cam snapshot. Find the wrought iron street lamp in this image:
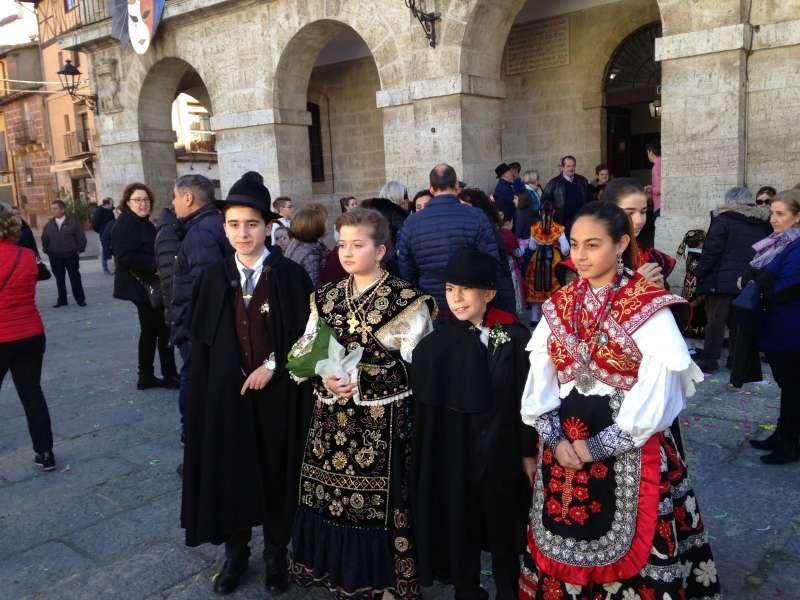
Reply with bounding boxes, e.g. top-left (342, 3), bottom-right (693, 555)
top-left (57, 59), bottom-right (99, 113)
